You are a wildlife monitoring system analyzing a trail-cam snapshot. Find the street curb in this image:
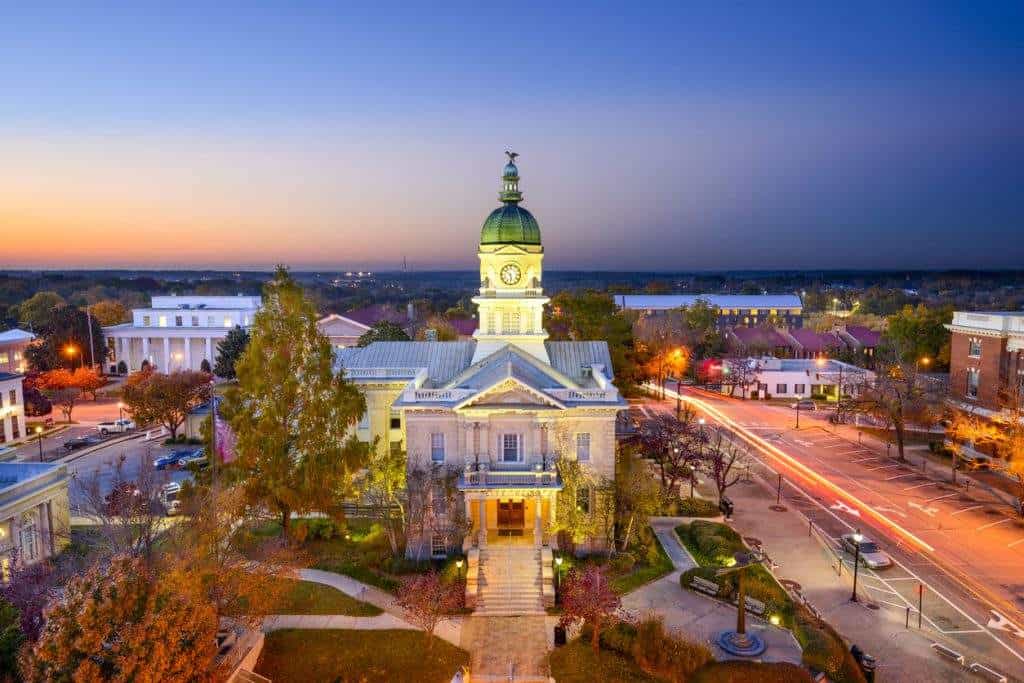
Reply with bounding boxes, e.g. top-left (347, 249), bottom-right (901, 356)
top-left (54, 431), bottom-right (147, 465)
